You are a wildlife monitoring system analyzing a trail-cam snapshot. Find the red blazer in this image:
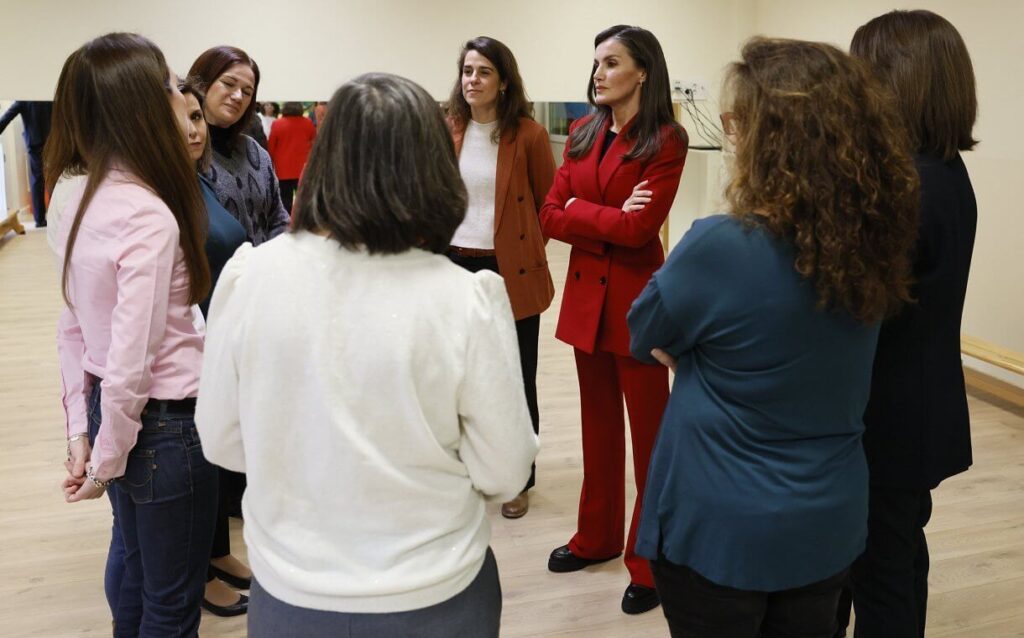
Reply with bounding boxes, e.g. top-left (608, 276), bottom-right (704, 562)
top-left (268, 115), bottom-right (316, 180)
top-left (540, 115), bottom-right (687, 356)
